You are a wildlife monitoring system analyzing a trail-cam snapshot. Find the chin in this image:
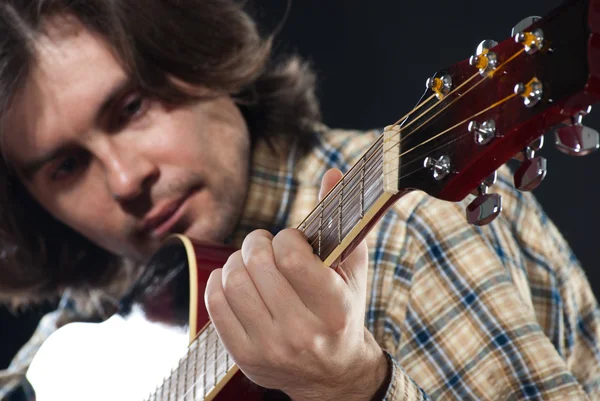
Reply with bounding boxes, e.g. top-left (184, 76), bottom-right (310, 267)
top-left (183, 218), bottom-right (230, 245)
